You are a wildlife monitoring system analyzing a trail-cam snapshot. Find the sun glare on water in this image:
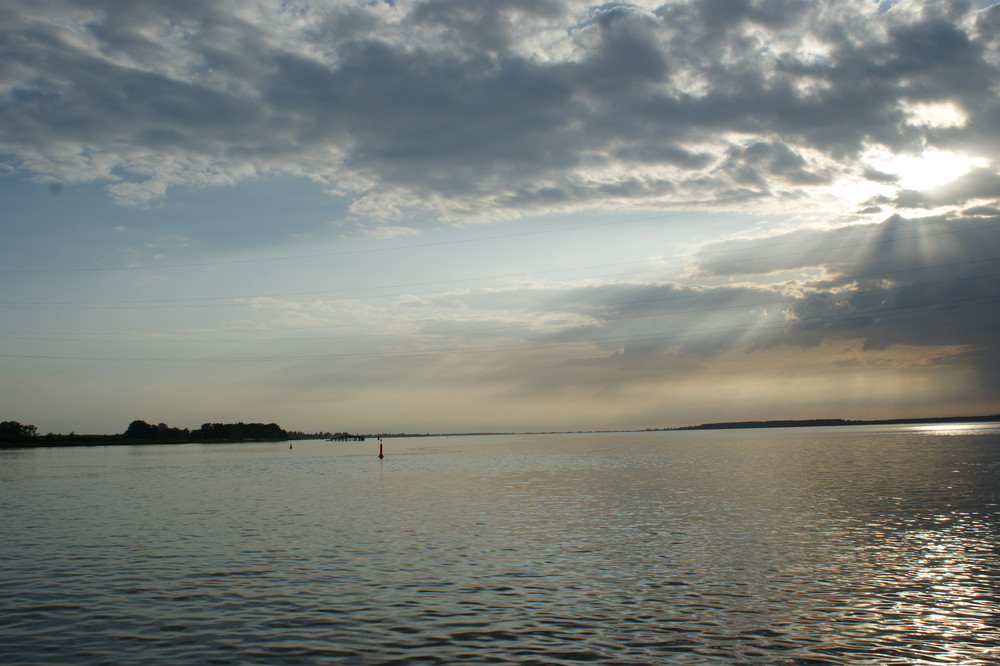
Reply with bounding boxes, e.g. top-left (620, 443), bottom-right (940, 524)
top-left (903, 423), bottom-right (1000, 436)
